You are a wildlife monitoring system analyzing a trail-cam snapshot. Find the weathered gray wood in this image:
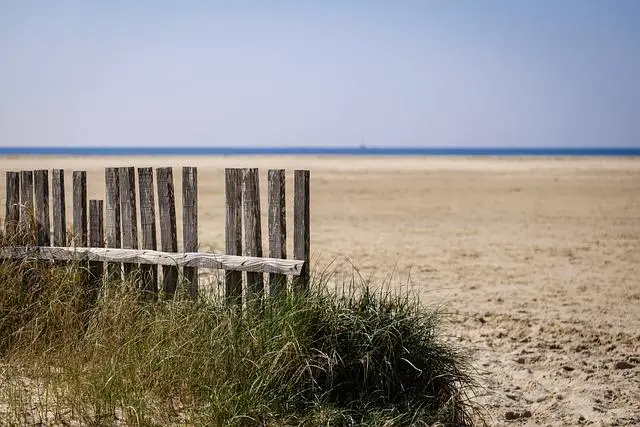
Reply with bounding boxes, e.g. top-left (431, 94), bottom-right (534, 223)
top-left (182, 166), bottom-right (198, 299)
top-left (225, 168), bottom-right (243, 305)
top-left (19, 171), bottom-right (34, 234)
top-left (34, 170), bottom-right (50, 246)
top-left (0, 246), bottom-right (304, 275)
top-left (118, 167), bottom-right (138, 278)
top-left (104, 168), bottom-right (121, 281)
top-left (72, 171), bottom-right (87, 246)
top-left (51, 169), bottom-right (66, 246)
top-left (88, 200), bottom-right (104, 303)
top-left (5, 172), bottom-right (20, 238)
top-left (293, 170), bottom-right (310, 294)
top-left (156, 167), bottom-right (178, 297)
top-left (243, 168), bottom-right (263, 299)
top-left (138, 167), bottom-right (158, 297)
top-left (268, 169), bottom-right (287, 297)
